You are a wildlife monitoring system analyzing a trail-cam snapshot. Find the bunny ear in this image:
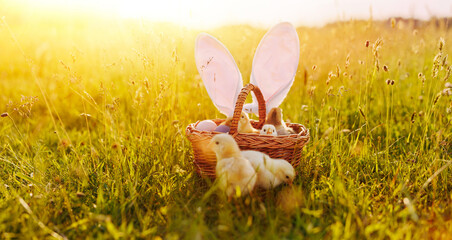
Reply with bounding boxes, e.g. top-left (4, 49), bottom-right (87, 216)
top-left (195, 33), bottom-right (243, 117)
top-left (250, 22), bottom-right (300, 112)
